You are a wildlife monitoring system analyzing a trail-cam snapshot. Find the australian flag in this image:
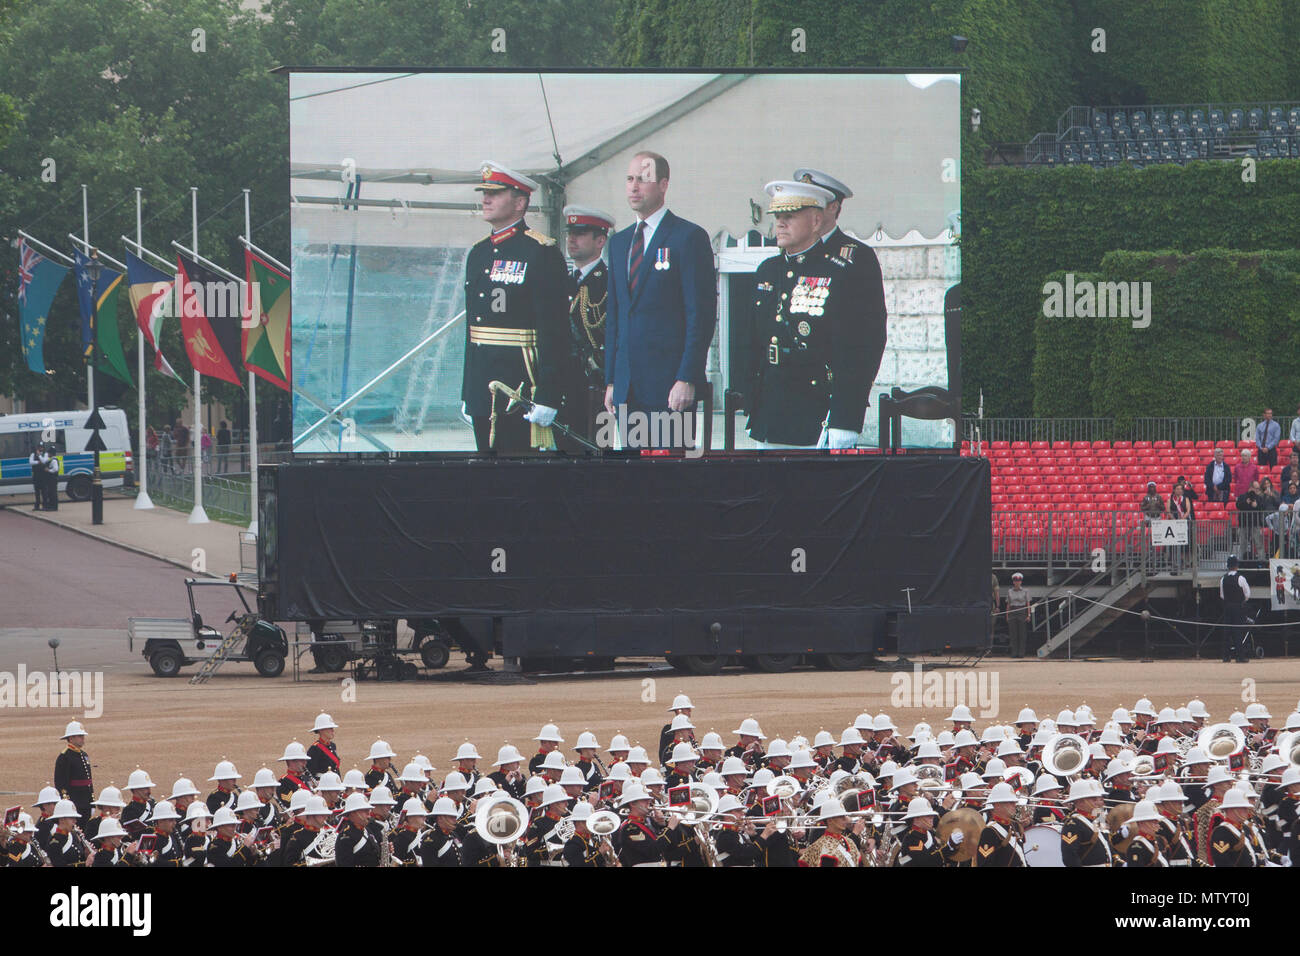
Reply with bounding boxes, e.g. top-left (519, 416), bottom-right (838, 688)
top-left (17, 239), bottom-right (70, 374)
